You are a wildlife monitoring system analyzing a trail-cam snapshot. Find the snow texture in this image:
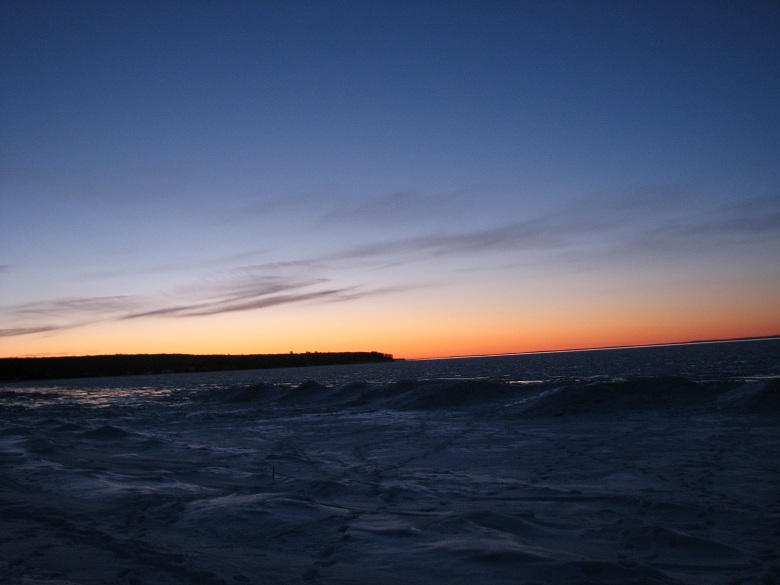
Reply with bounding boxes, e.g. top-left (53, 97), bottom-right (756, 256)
top-left (1, 341), bottom-right (779, 584)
